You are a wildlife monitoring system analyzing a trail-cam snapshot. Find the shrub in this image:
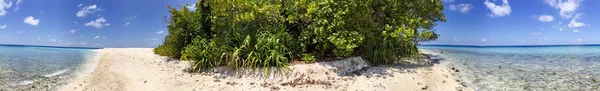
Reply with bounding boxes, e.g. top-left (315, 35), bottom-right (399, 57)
top-left (302, 54), bottom-right (316, 63)
top-left (155, 0), bottom-right (446, 72)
